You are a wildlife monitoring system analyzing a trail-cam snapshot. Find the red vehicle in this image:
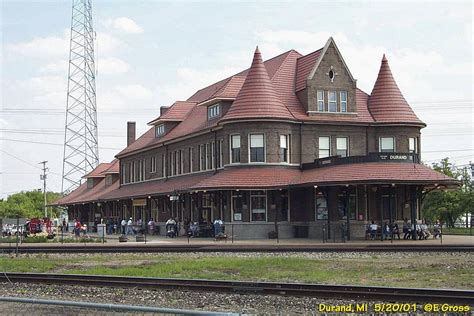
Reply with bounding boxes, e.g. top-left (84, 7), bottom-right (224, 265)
top-left (24, 218), bottom-right (55, 238)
